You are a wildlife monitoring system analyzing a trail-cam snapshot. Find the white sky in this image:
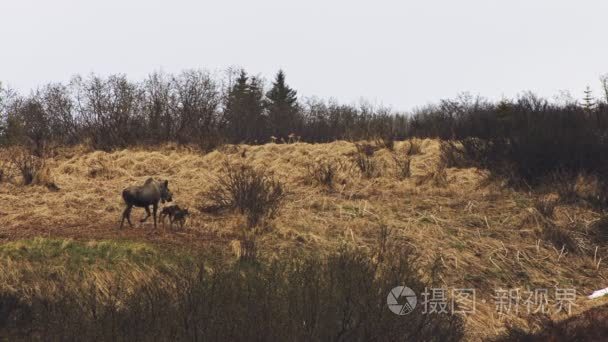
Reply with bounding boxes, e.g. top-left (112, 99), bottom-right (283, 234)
top-left (1, 0), bottom-right (607, 110)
